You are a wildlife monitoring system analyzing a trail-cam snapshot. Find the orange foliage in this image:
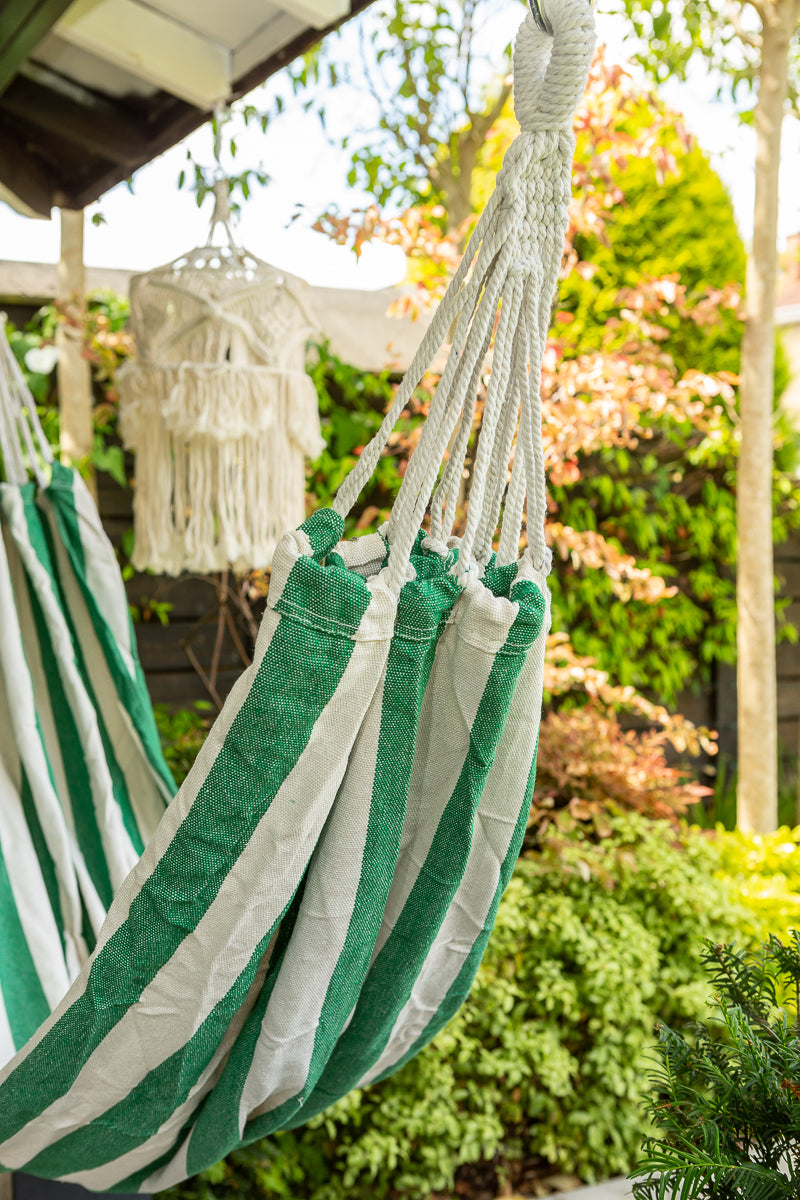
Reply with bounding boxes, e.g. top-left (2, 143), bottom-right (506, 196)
top-left (531, 704), bottom-right (712, 837)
